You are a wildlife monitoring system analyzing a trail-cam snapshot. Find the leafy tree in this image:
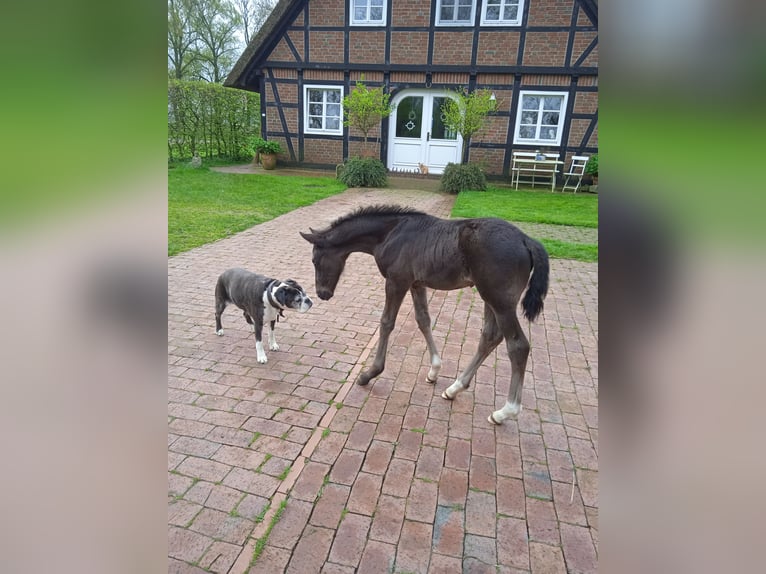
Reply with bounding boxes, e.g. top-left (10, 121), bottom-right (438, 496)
top-left (342, 77), bottom-right (395, 155)
top-left (440, 88), bottom-right (498, 161)
top-left (168, 0), bottom-right (198, 79)
top-left (232, 0), bottom-right (278, 45)
top-left (190, 0), bottom-right (242, 83)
